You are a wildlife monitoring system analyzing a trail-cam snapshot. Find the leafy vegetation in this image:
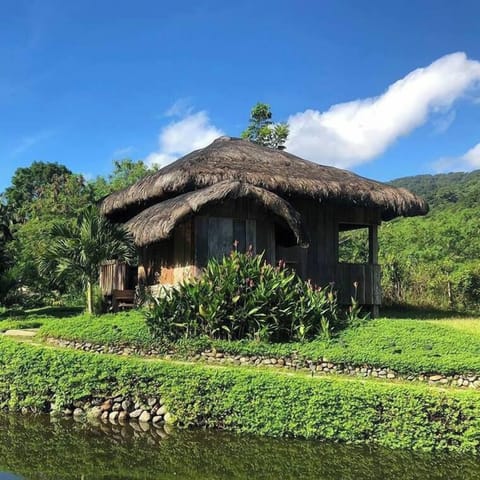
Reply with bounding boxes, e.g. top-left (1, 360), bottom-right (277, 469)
top-left (1, 337), bottom-right (480, 452)
top-left (337, 169), bottom-right (480, 311)
top-left (0, 159), bottom-right (153, 309)
top-left (38, 309), bottom-right (480, 376)
top-left (146, 251), bottom-right (344, 343)
top-left (38, 207), bottom-right (135, 313)
top-left (241, 102), bottom-right (289, 149)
